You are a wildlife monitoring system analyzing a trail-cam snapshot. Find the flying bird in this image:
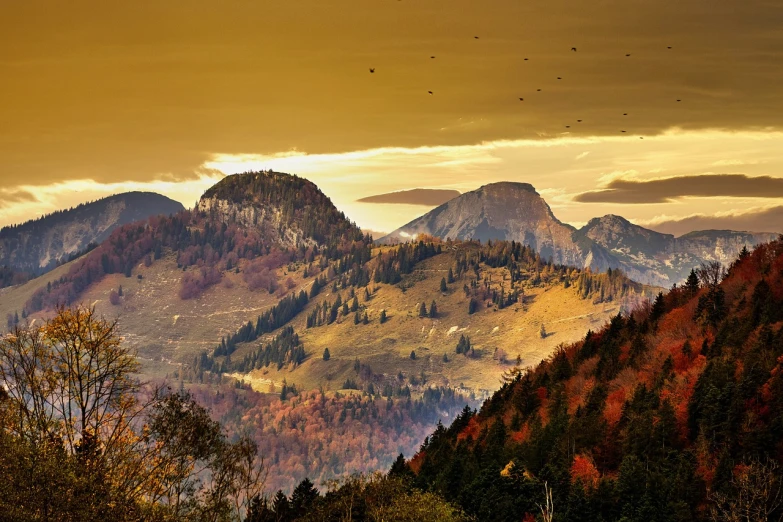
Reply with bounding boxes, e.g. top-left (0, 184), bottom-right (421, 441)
top-left (474, 36), bottom-right (479, 39)
top-left (667, 46), bottom-right (672, 49)
top-left (571, 47), bottom-right (577, 52)
top-left (621, 130), bottom-right (627, 133)
top-left (428, 91), bottom-right (433, 95)
top-left (557, 77), bottom-right (562, 80)
top-left (431, 56), bottom-right (436, 59)
top-left (524, 58), bottom-right (529, 61)
top-left (623, 113), bottom-right (628, 116)
top-left (537, 88), bottom-right (541, 91)
top-left (565, 125), bottom-right (571, 128)
top-left (369, 68), bottom-right (375, 73)
top-left (577, 119), bottom-right (582, 122)
top-left (519, 97), bottom-right (524, 101)
top-left (625, 53), bottom-right (631, 57)
top-left (676, 99), bottom-right (682, 102)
